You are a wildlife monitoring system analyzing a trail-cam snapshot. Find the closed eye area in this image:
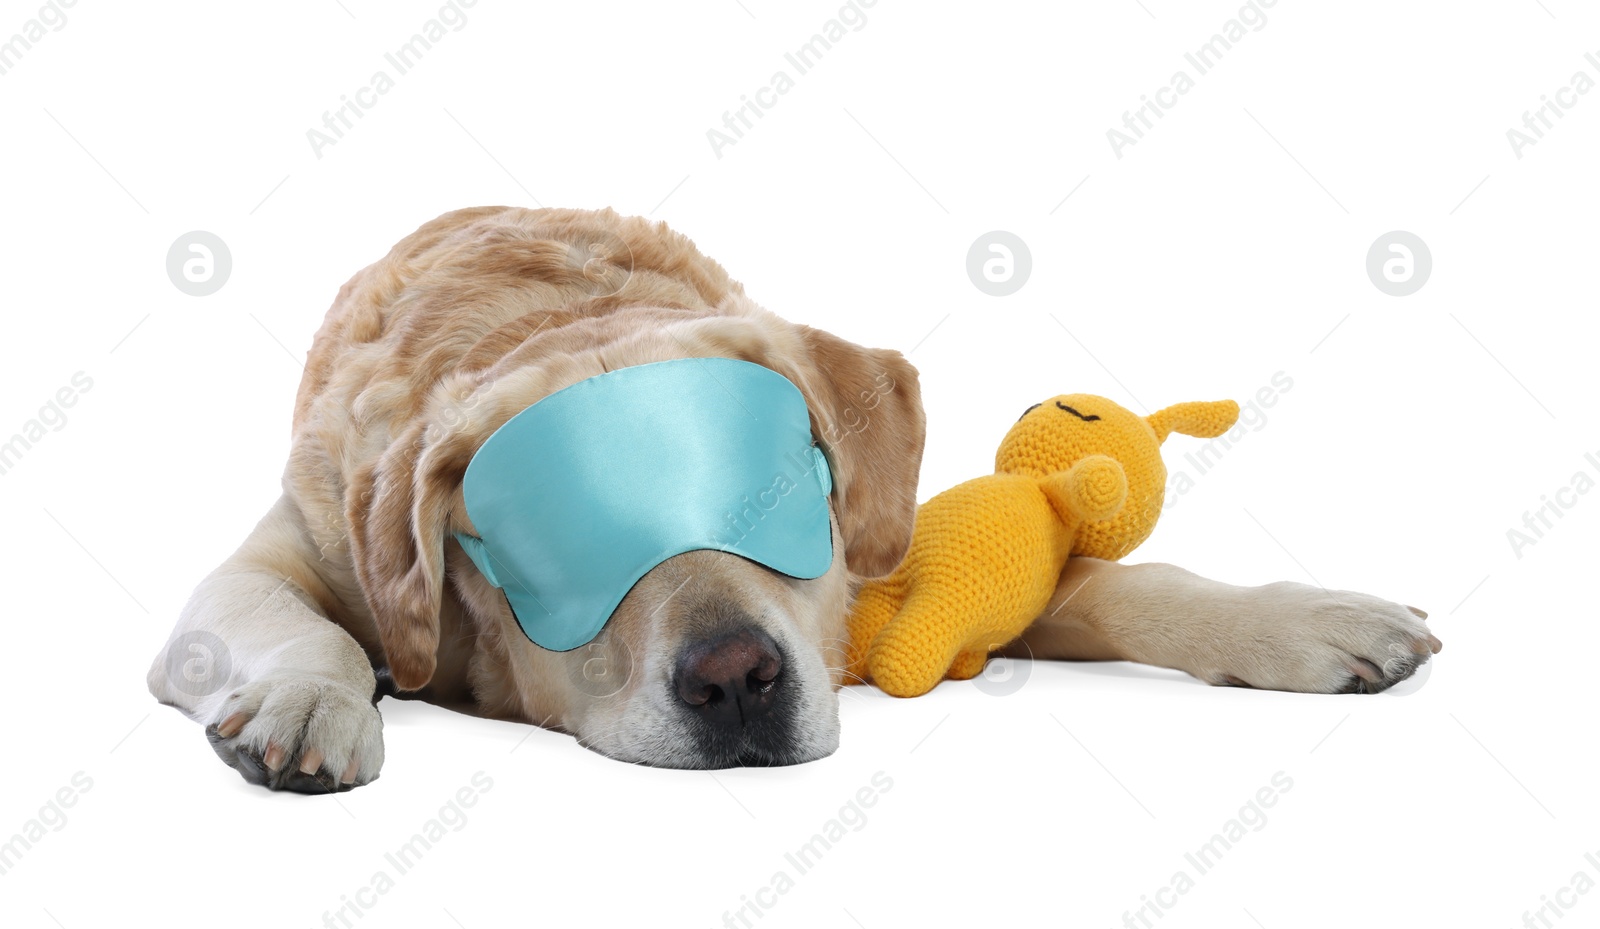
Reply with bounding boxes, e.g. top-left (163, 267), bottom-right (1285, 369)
top-left (1055, 401), bottom-right (1101, 421)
